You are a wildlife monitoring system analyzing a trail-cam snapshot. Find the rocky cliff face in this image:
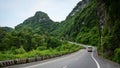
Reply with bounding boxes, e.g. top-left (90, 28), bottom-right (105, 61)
top-left (67, 0), bottom-right (90, 18)
top-left (97, 0), bottom-right (106, 56)
top-left (97, 0), bottom-right (120, 63)
top-left (97, 0), bottom-right (105, 31)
